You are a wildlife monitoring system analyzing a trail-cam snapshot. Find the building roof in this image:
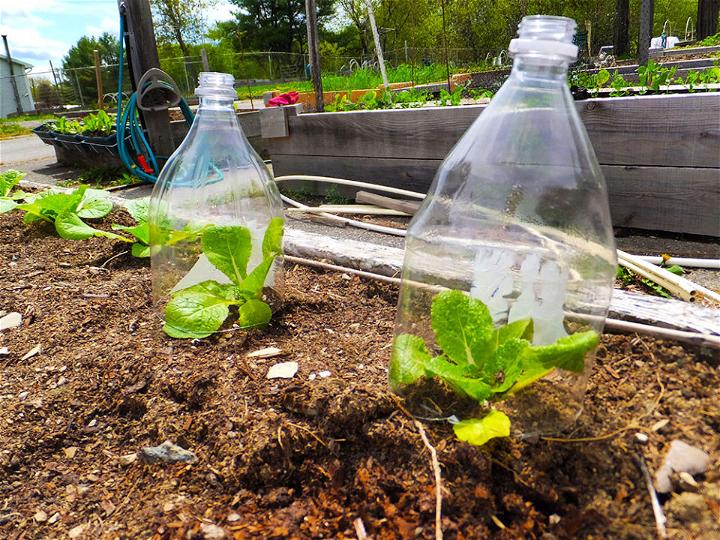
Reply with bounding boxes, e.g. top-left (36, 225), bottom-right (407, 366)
top-left (0, 54), bottom-right (33, 69)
